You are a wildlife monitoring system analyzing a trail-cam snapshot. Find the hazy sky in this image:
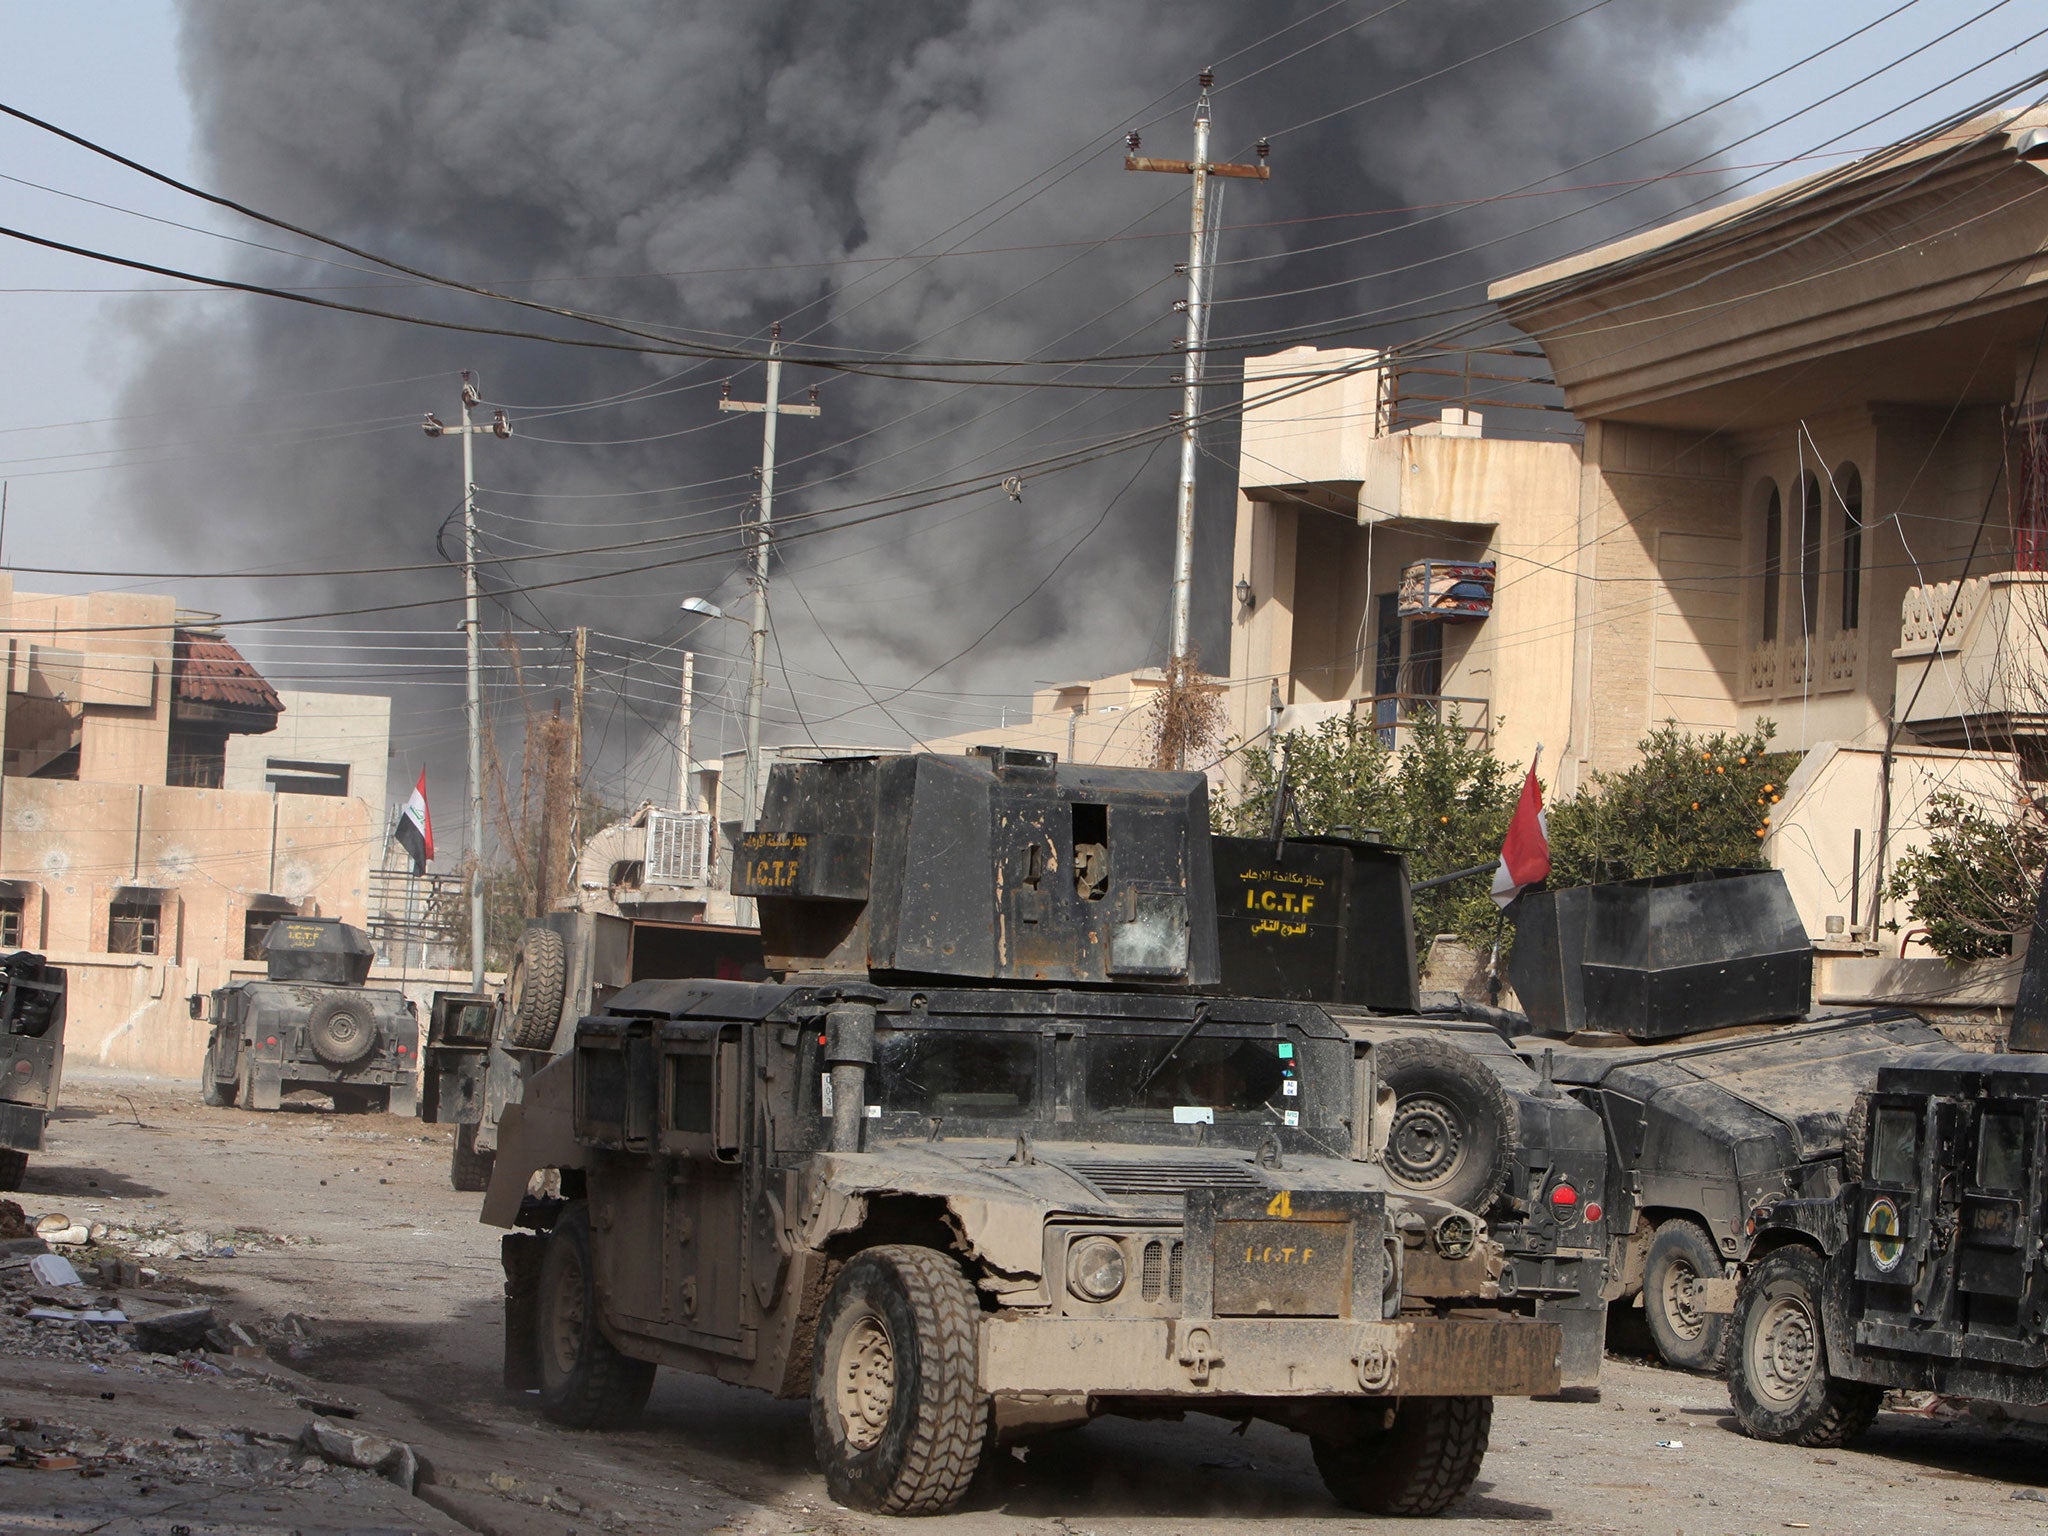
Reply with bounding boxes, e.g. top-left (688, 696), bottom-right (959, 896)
top-left (0, 0), bottom-right (2041, 819)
